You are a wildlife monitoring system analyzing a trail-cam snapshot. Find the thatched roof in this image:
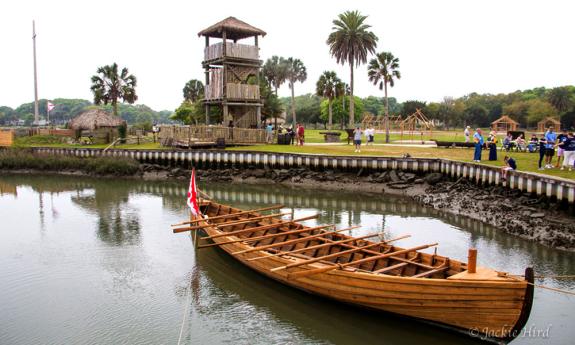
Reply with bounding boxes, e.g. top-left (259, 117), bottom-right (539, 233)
top-left (198, 17), bottom-right (266, 40)
top-left (69, 109), bottom-right (124, 130)
top-left (491, 115), bottom-right (519, 125)
top-left (537, 116), bottom-right (561, 126)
